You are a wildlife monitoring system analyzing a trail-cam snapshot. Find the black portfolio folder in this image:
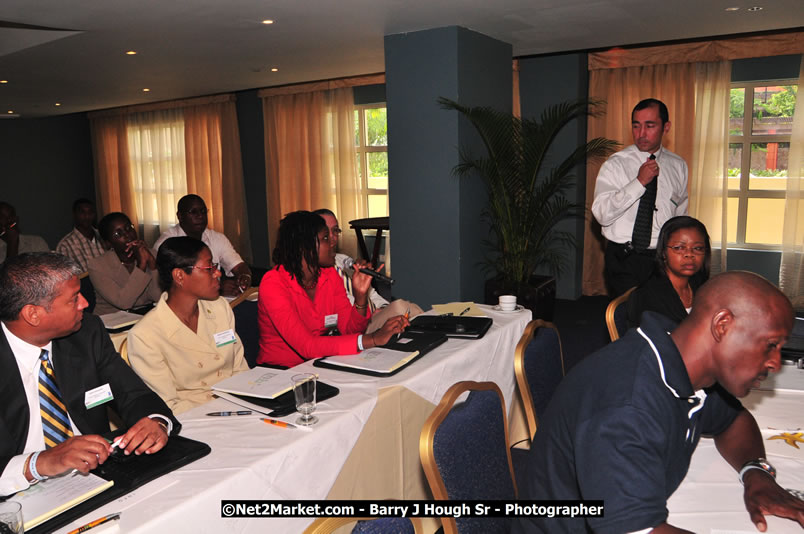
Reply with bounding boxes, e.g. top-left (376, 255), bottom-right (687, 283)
top-left (313, 331), bottom-right (447, 377)
top-left (28, 434), bottom-right (211, 534)
top-left (407, 315), bottom-right (493, 339)
top-left (225, 381), bottom-right (340, 417)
